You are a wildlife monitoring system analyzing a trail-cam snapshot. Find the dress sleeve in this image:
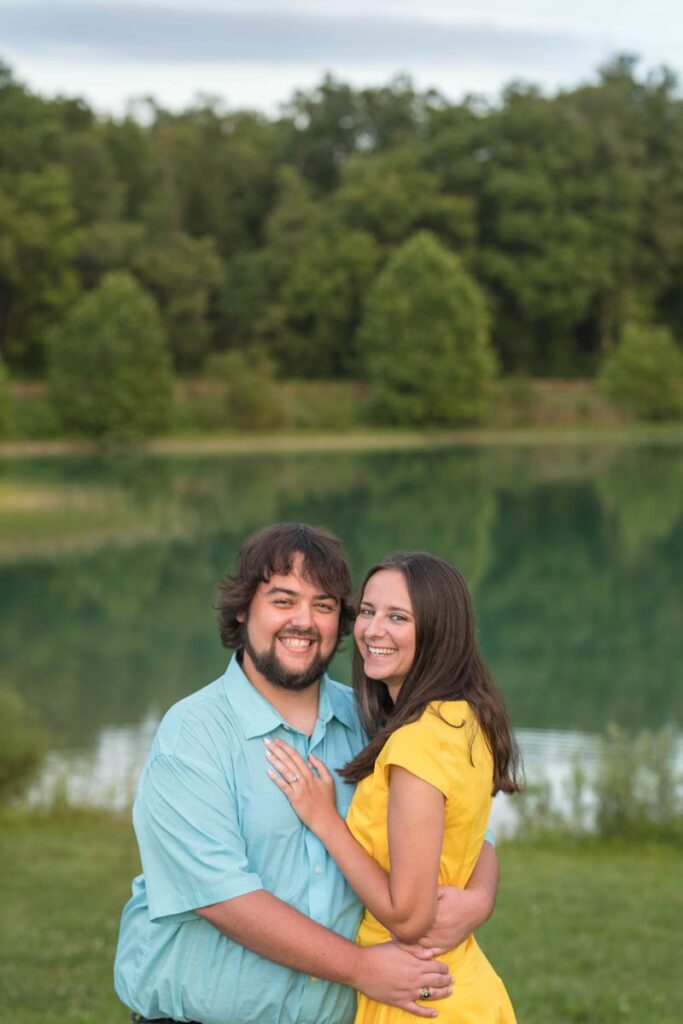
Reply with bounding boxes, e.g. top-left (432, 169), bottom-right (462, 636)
top-left (382, 712), bottom-right (465, 797)
top-left (134, 752), bottom-right (263, 921)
